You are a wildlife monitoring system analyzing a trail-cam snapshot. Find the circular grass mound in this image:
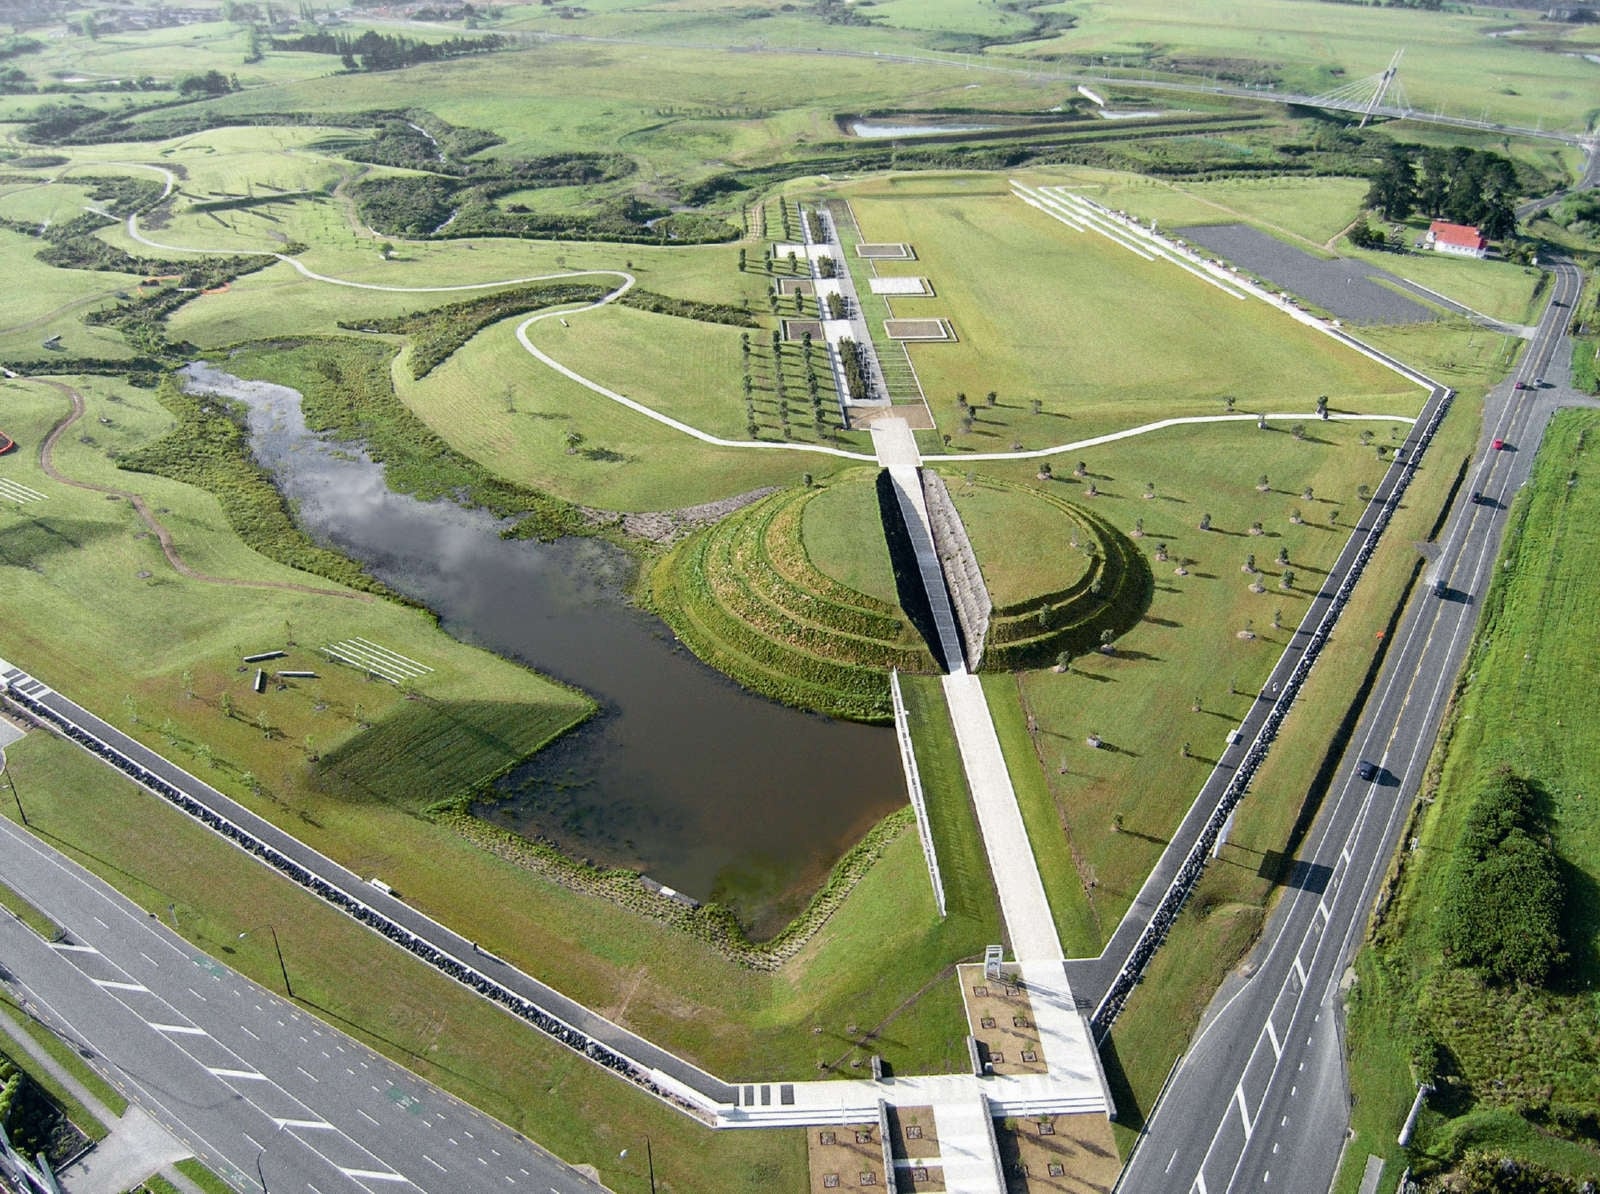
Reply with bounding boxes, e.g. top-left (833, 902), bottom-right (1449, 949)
top-left (950, 476), bottom-right (1152, 671)
top-left (648, 484), bottom-right (937, 722)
